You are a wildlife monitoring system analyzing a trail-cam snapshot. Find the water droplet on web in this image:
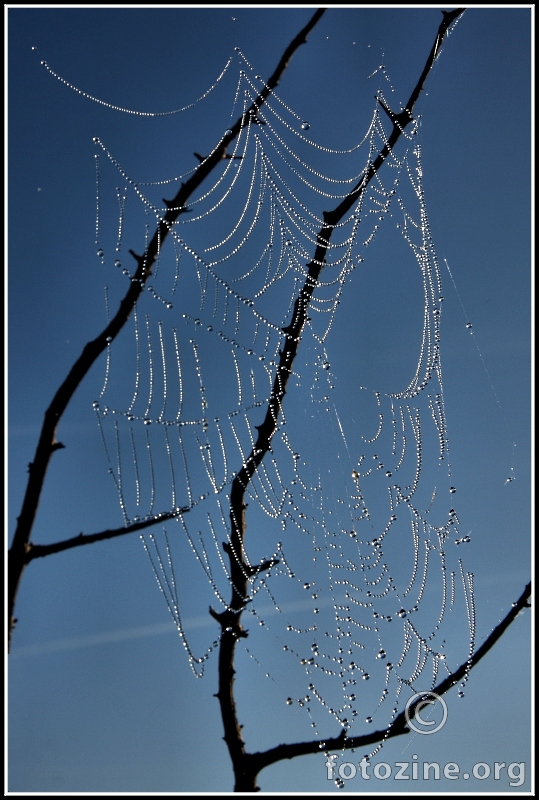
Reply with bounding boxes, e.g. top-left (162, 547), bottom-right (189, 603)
top-left (105, 336), bottom-right (112, 343)
top-left (286, 697), bottom-right (293, 705)
top-left (301, 121), bottom-right (310, 131)
top-left (366, 716), bottom-right (372, 723)
top-left (449, 486), bottom-right (456, 493)
top-left (362, 673), bottom-right (370, 680)
top-left (377, 649), bottom-right (386, 659)
top-left (465, 322), bottom-right (473, 329)
top-left (225, 129), bottom-right (233, 136)
top-left (114, 260), bottom-right (121, 268)
top-left (97, 249), bottom-right (104, 258)
top-left (397, 609), bottom-right (406, 618)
